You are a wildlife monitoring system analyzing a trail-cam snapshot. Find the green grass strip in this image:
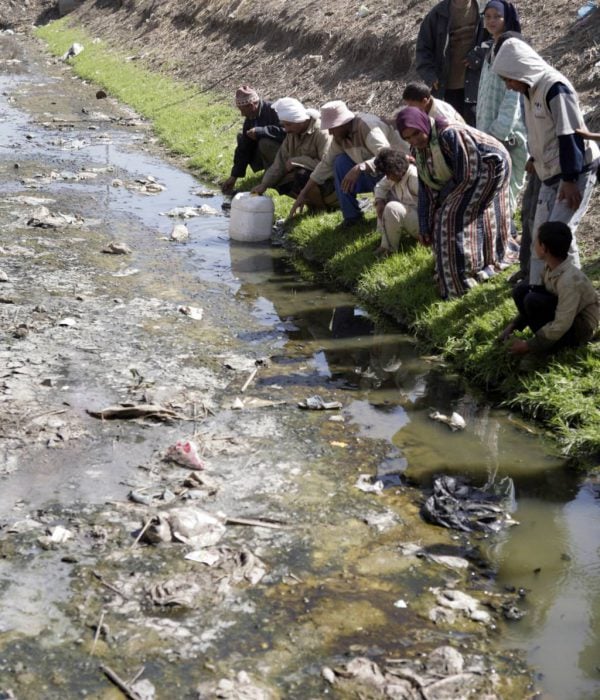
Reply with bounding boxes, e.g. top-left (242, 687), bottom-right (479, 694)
top-left (36, 19), bottom-right (600, 462)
